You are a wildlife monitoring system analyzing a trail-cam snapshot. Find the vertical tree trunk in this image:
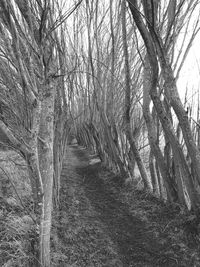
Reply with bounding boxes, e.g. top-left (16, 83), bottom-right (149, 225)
top-left (149, 150), bottom-right (160, 196)
top-left (121, 0), bottom-right (152, 190)
top-left (101, 111), bottom-right (127, 176)
top-left (38, 80), bottom-right (56, 267)
top-left (53, 110), bottom-right (69, 207)
top-left (143, 56), bottom-right (177, 201)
